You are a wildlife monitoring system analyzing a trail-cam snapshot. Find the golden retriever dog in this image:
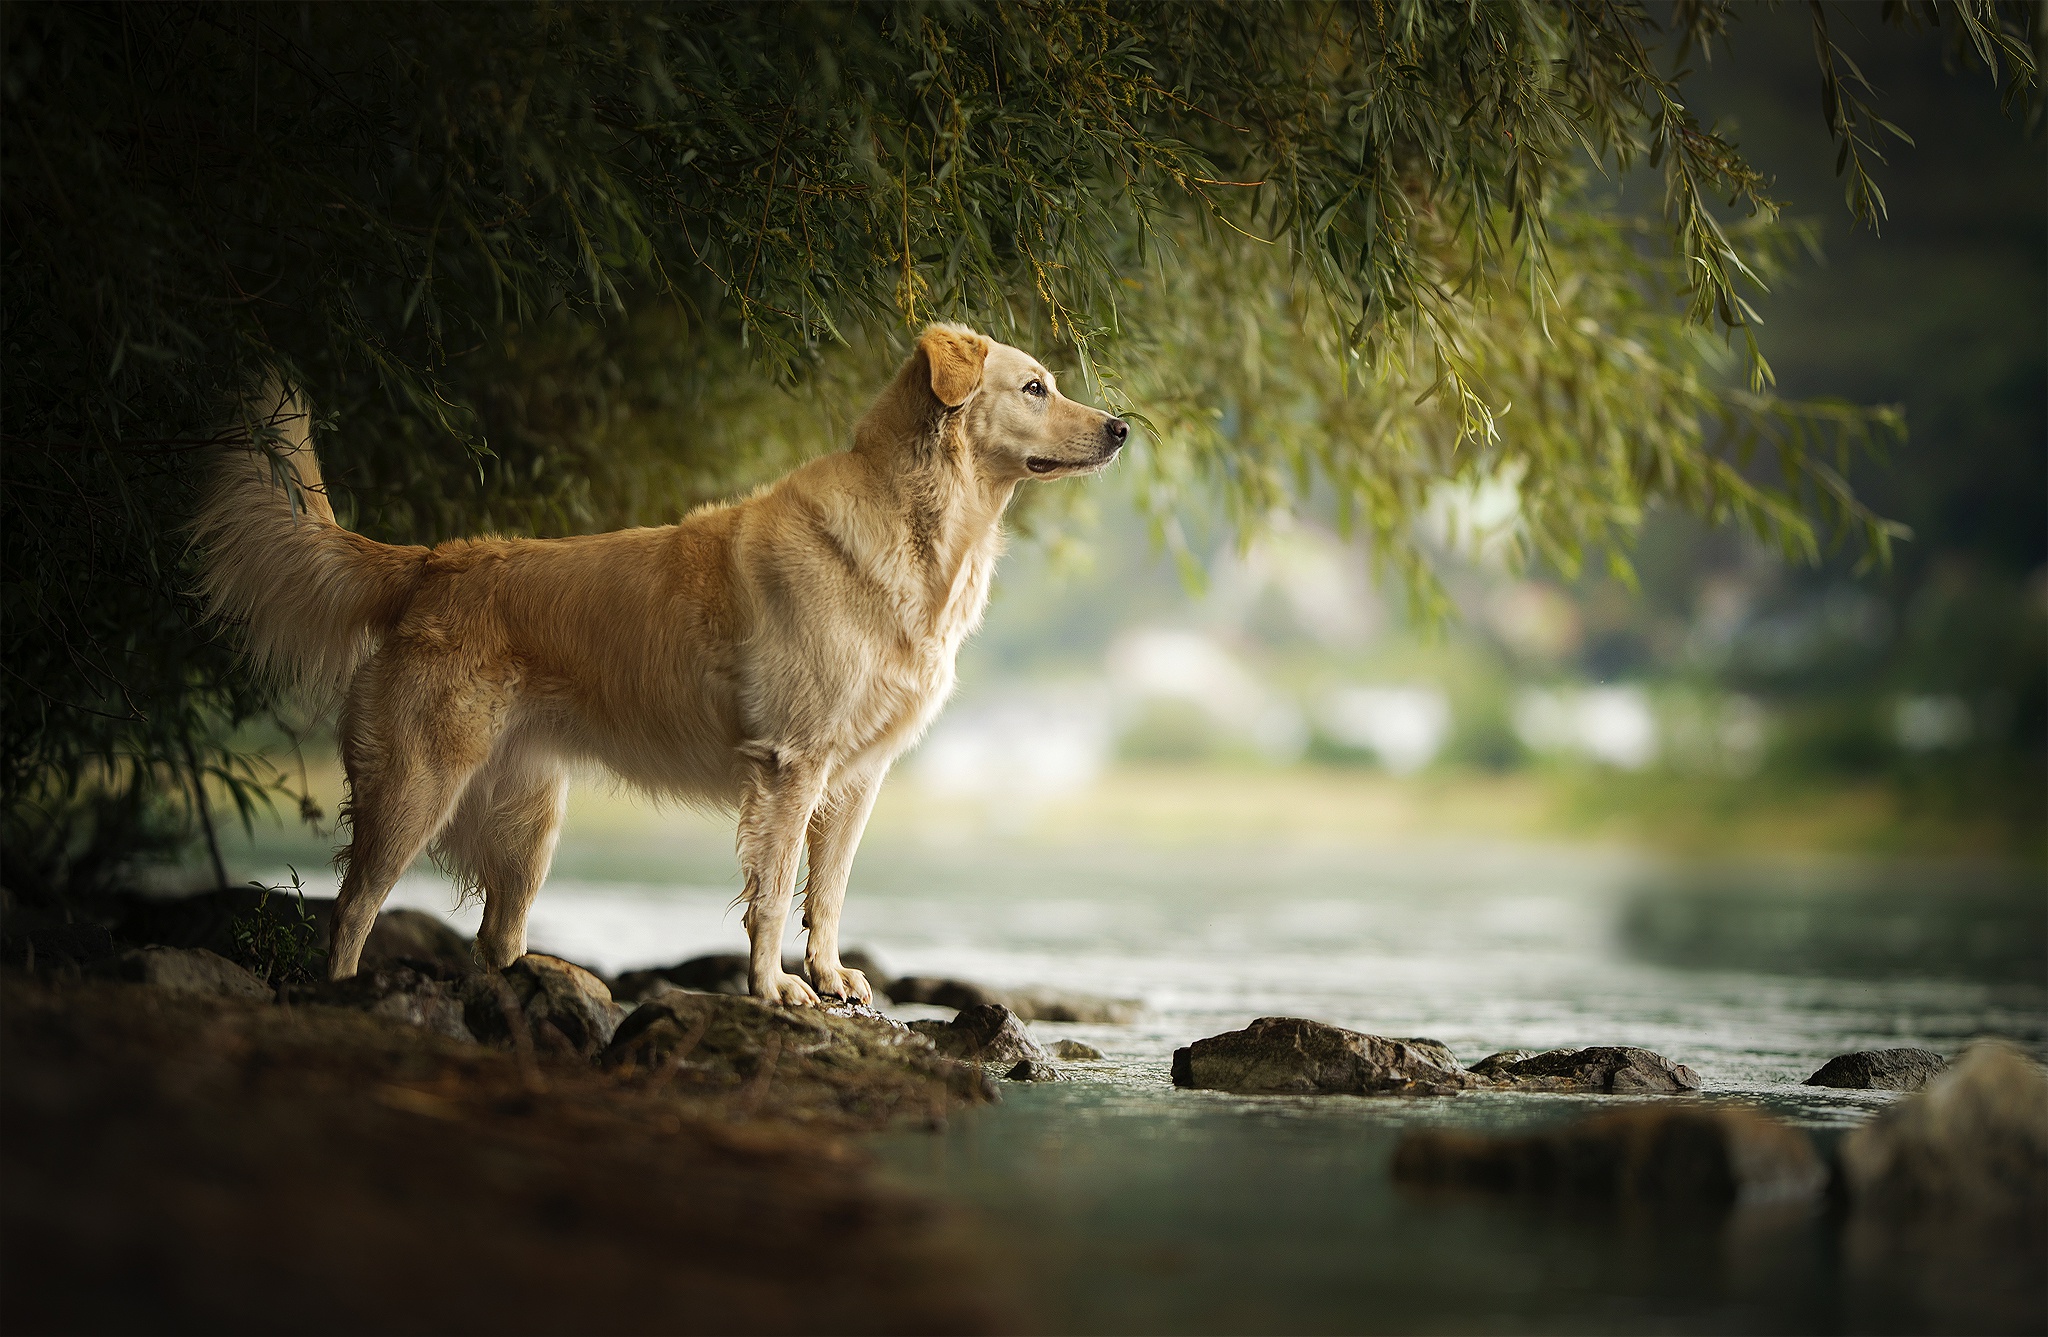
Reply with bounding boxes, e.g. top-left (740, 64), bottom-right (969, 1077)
top-left (196, 324), bottom-right (1127, 1005)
